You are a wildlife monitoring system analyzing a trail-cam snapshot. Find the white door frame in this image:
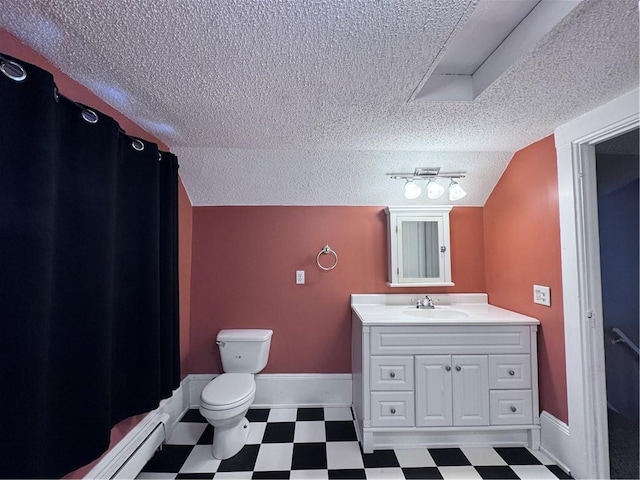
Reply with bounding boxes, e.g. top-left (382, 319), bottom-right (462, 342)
top-left (555, 88), bottom-right (639, 479)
